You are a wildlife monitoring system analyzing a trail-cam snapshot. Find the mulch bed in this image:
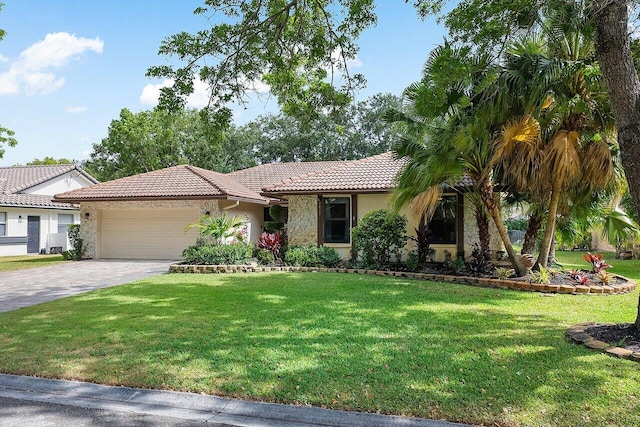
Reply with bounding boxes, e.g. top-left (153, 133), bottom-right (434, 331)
top-left (585, 323), bottom-right (640, 353)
